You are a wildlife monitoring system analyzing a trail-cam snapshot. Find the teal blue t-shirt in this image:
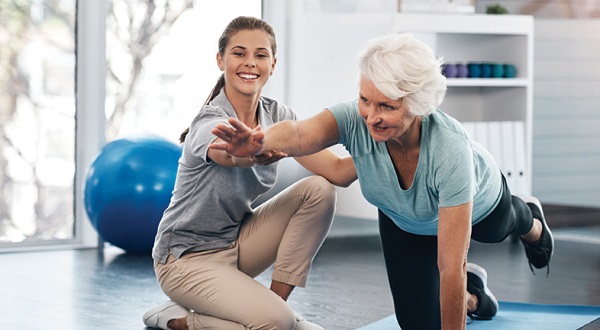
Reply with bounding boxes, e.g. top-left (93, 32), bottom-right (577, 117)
top-left (328, 100), bottom-right (502, 236)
